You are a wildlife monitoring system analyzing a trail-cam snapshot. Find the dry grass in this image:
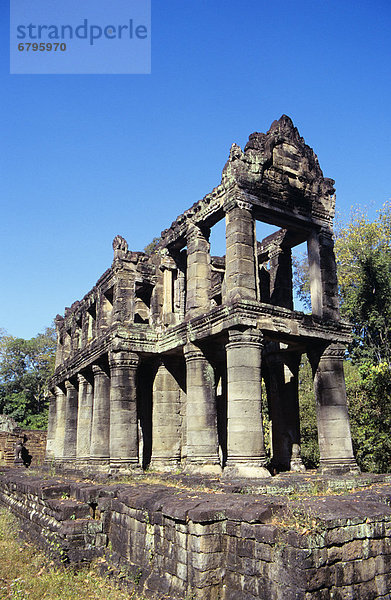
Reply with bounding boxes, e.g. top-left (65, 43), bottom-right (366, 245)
top-left (0, 509), bottom-right (146, 600)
